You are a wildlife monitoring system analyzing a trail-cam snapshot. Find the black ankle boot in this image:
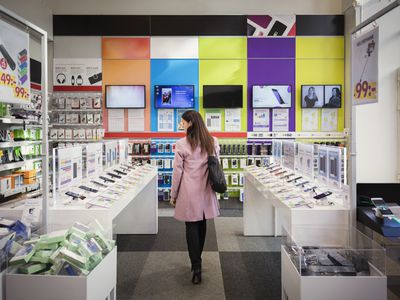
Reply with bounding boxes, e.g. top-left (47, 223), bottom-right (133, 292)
top-left (192, 268), bottom-right (202, 284)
